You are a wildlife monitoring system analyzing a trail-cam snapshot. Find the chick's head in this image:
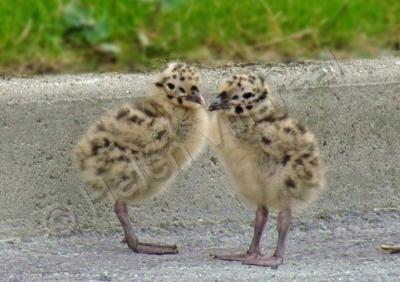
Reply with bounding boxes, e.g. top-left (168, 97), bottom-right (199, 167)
top-left (153, 62), bottom-right (205, 109)
top-left (209, 74), bottom-right (273, 117)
